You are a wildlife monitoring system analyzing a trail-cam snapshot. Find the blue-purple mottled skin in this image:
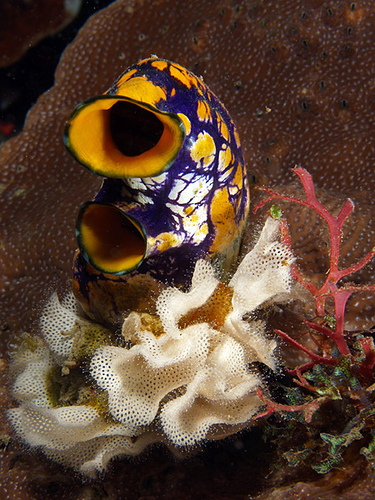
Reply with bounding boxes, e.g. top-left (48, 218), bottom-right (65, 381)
top-left (65, 58), bottom-right (249, 325)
